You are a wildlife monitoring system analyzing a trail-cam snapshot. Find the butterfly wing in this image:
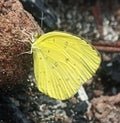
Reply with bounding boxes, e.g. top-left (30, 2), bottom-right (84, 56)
top-left (32, 31), bottom-right (101, 100)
